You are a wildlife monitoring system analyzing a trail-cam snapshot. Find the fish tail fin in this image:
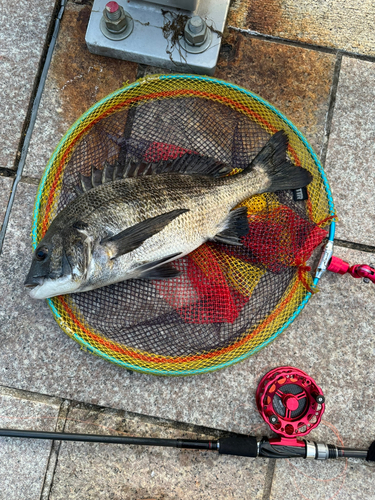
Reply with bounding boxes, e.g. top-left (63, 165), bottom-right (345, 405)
top-left (247, 130), bottom-right (313, 192)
